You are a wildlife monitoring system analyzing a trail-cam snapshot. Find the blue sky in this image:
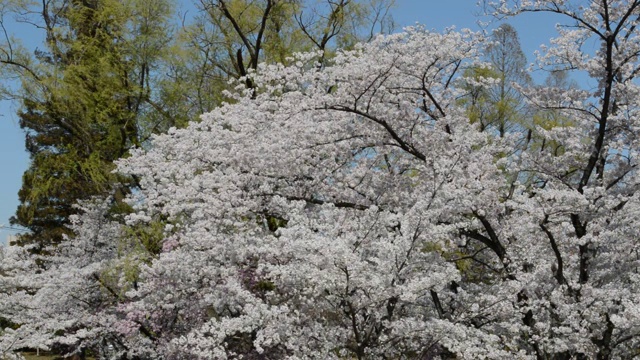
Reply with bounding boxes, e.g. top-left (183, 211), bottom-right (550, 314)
top-left (0, 0), bottom-right (563, 245)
